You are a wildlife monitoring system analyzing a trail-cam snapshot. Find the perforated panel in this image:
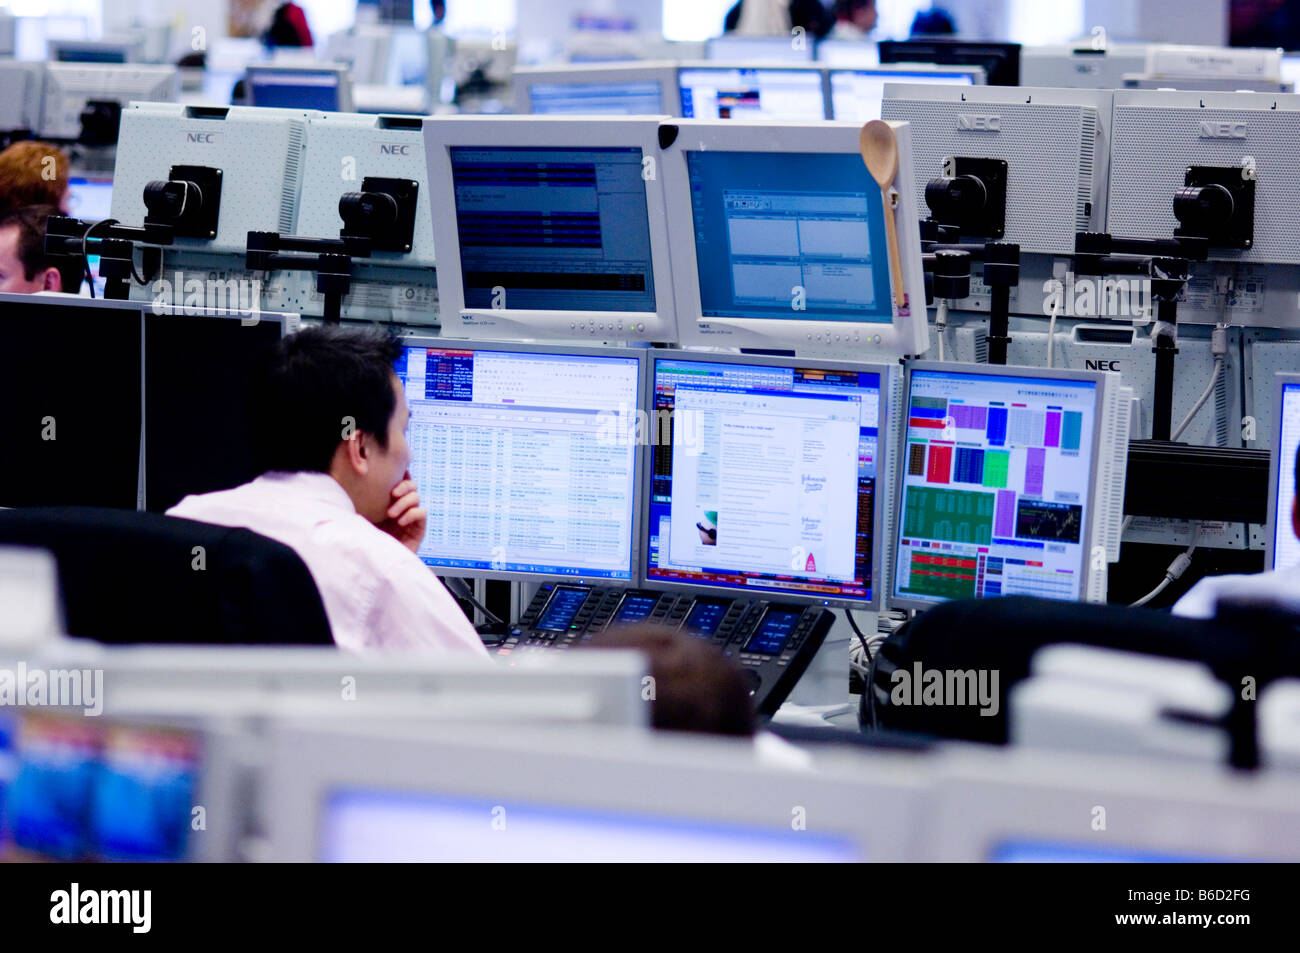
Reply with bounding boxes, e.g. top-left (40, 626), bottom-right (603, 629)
top-left (1244, 336), bottom-right (1300, 450)
top-left (1109, 97), bottom-right (1300, 264)
top-left (881, 97), bottom-right (1100, 255)
top-left (297, 114), bottom-right (435, 269)
top-left (111, 103), bottom-right (310, 257)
